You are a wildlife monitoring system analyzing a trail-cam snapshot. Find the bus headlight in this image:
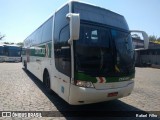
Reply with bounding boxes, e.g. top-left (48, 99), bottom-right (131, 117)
top-left (75, 80), bottom-right (94, 88)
